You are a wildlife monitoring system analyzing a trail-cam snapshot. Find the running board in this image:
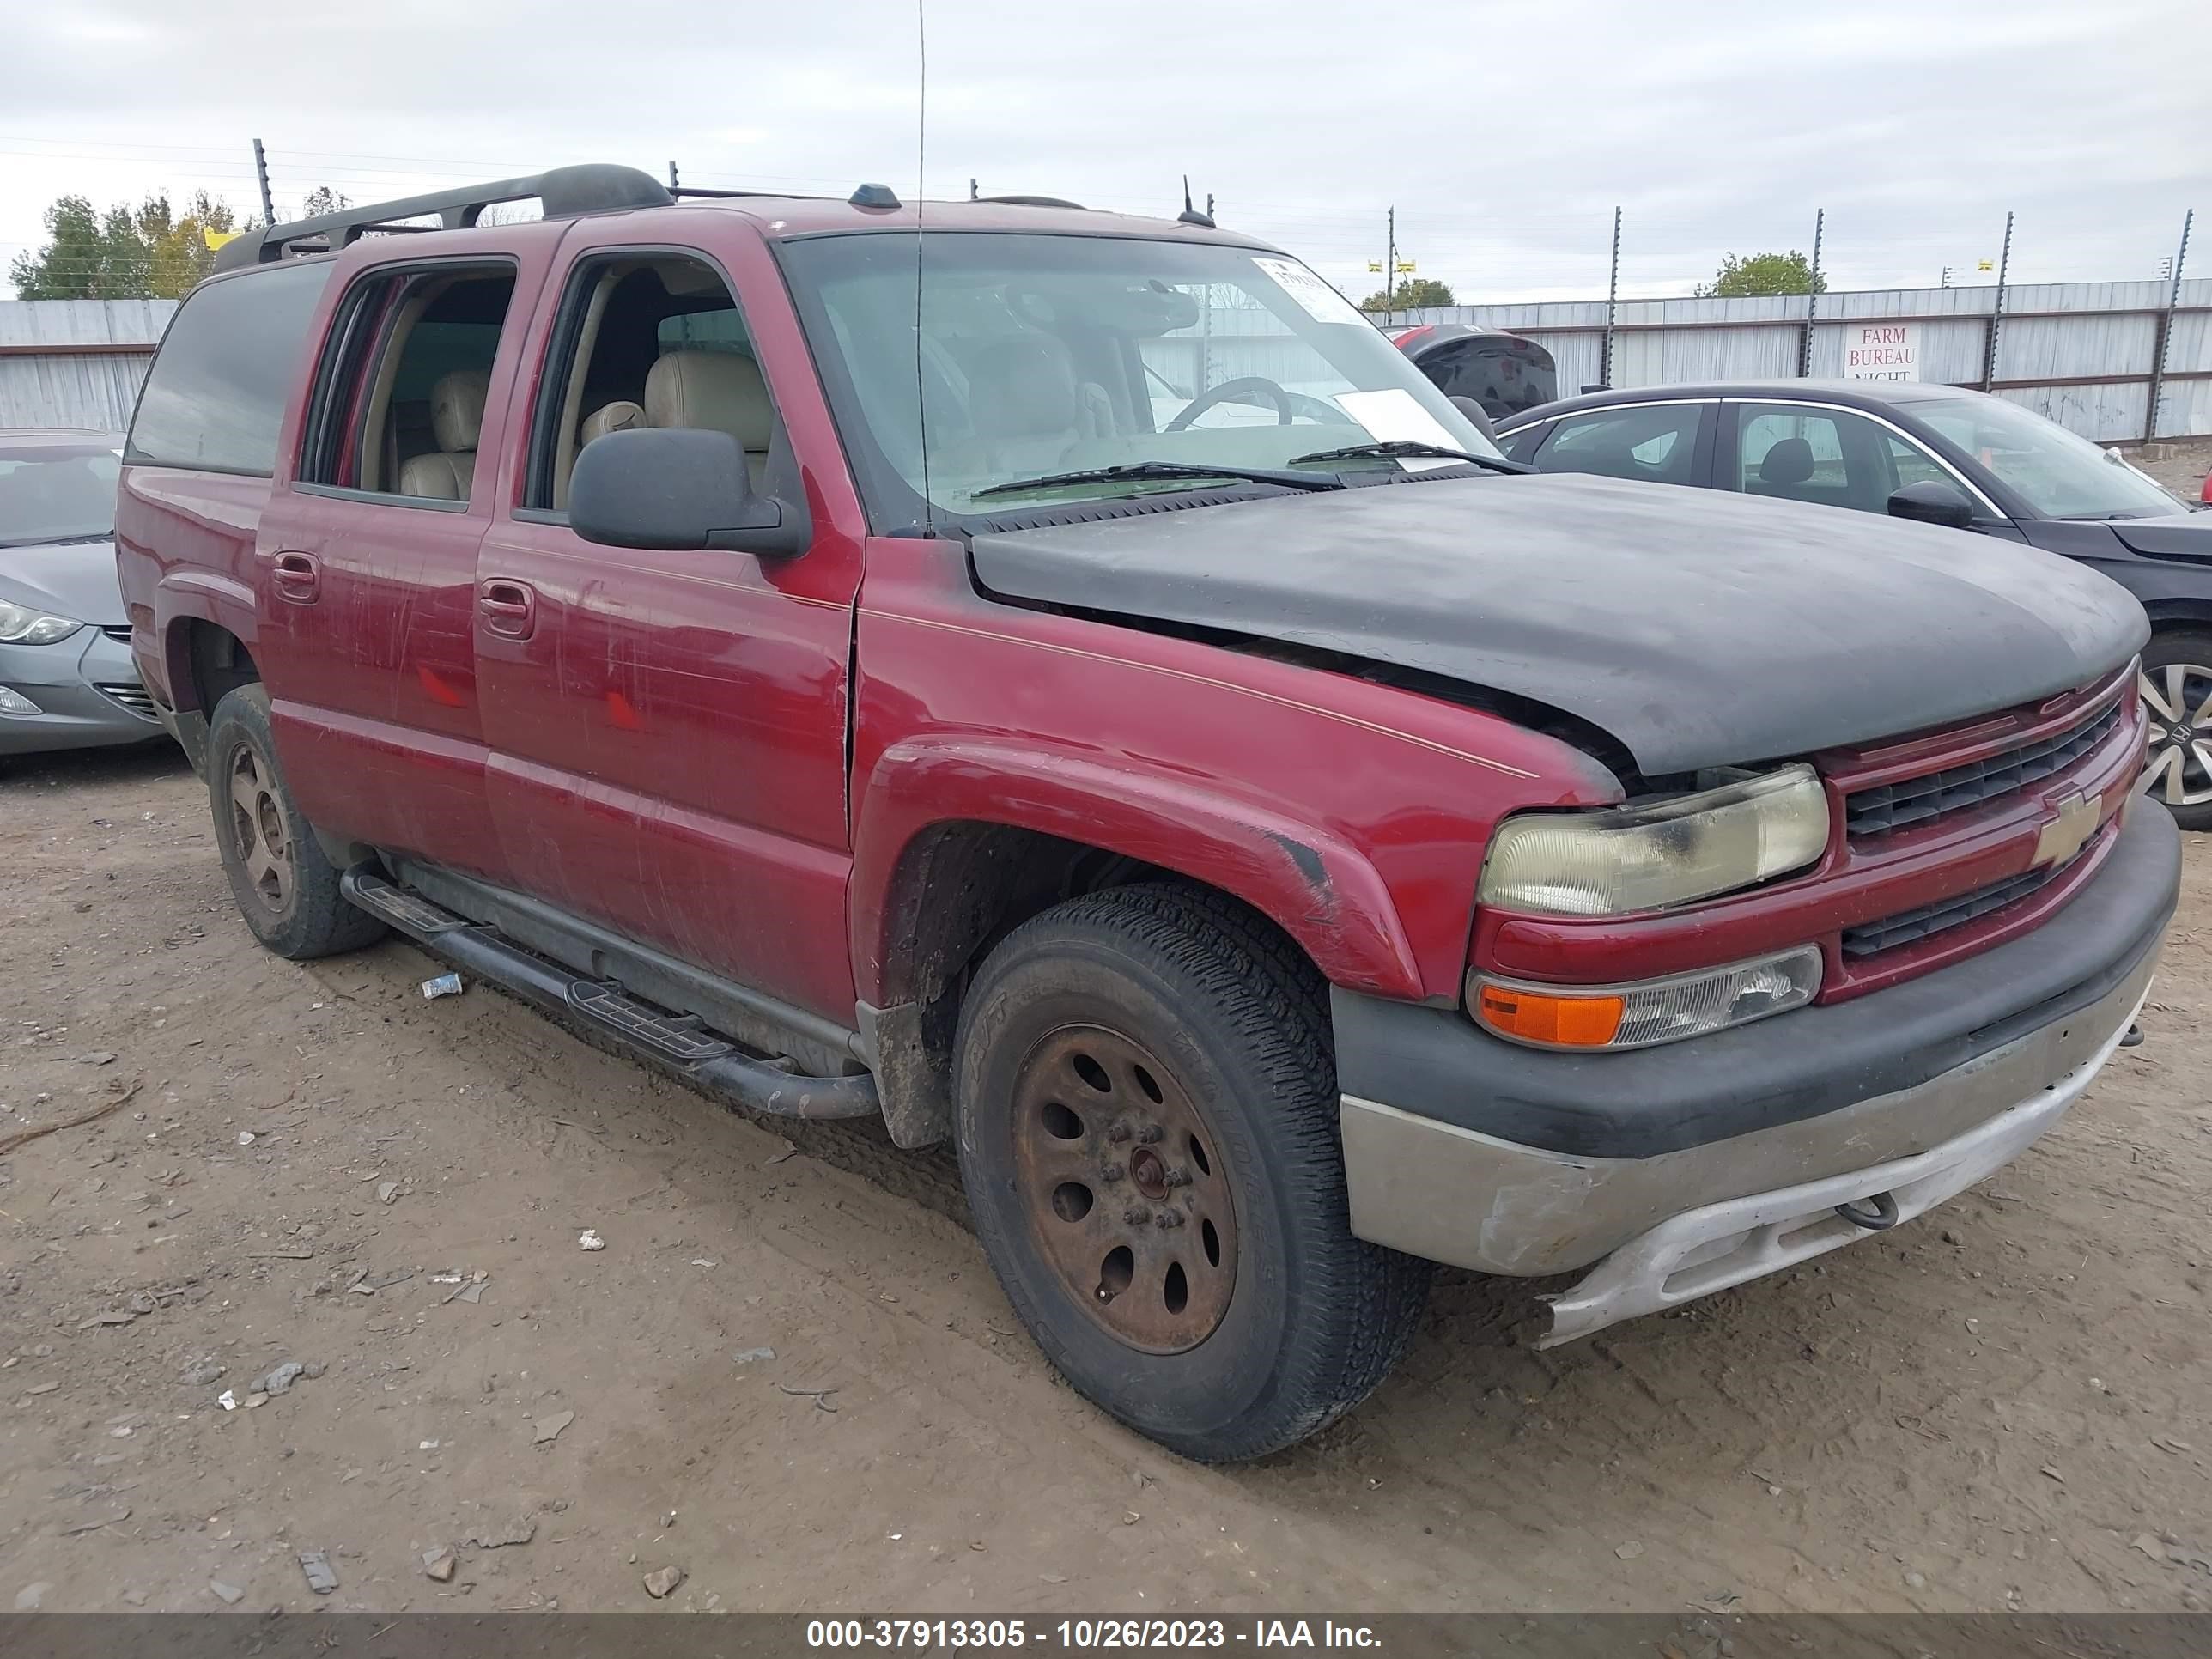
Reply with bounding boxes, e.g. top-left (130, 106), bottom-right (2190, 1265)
top-left (341, 866), bottom-right (880, 1121)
